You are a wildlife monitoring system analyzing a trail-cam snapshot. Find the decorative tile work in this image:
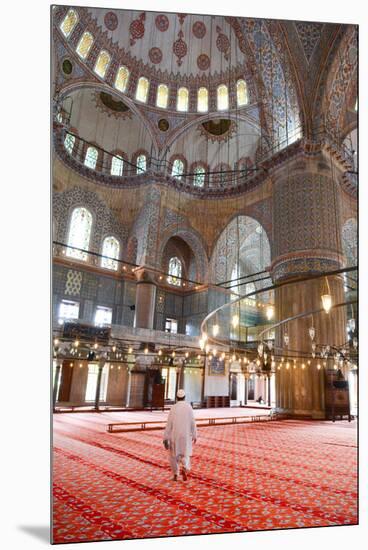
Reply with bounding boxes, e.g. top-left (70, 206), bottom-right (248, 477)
top-left (53, 187), bottom-right (129, 256)
top-left (65, 270), bottom-right (83, 296)
top-left (341, 218), bottom-right (357, 267)
top-left (104, 11), bottom-right (118, 31)
top-left (129, 13), bottom-right (146, 46)
top-left (294, 22), bottom-right (324, 62)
